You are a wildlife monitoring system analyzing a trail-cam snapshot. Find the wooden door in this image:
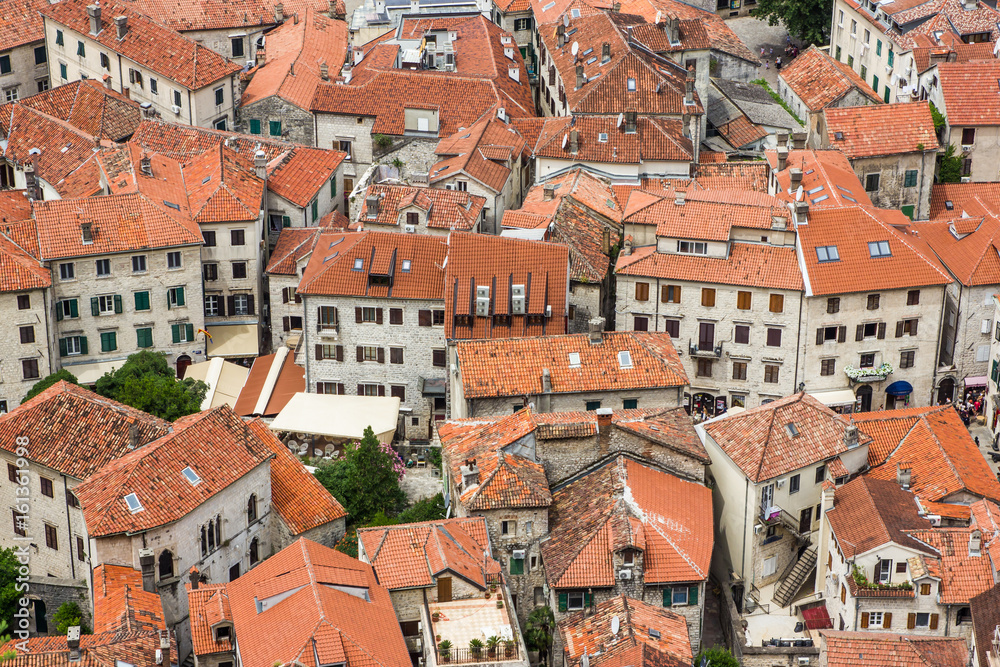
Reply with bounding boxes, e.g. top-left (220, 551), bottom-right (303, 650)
top-left (437, 576), bottom-right (452, 602)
